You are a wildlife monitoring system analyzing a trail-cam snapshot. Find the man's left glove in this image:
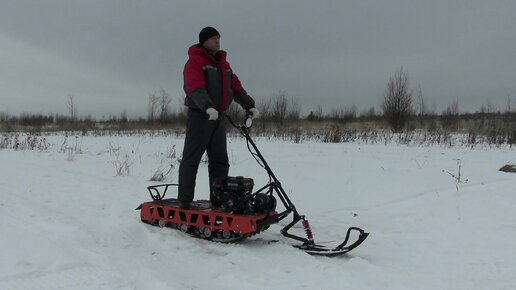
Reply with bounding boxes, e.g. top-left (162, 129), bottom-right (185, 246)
top-left (206, 108), bottom-right (219, 120)
top-left (249, 108), bottom-right (260, 119)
